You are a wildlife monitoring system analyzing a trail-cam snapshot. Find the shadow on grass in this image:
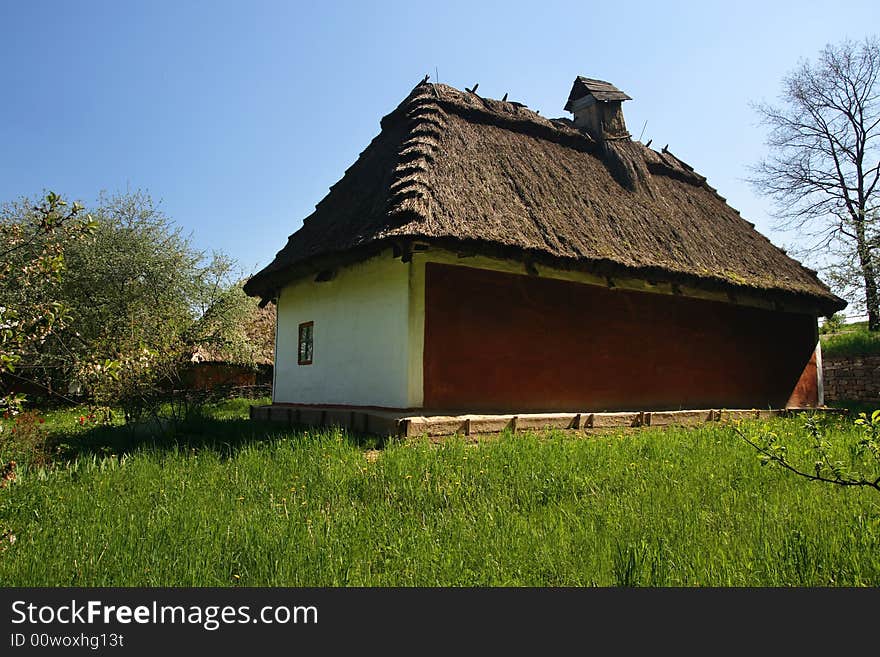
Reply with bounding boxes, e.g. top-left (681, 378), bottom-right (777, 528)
top-left (825, 400), bottom-right (879, 418)
top-left (52, 415), bottom-right (387, 462)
